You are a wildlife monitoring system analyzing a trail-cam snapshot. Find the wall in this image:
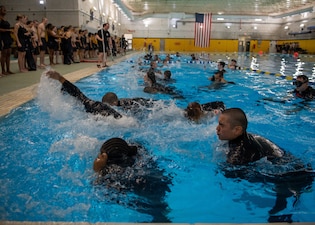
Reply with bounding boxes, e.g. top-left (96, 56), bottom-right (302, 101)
top-left (4, 0), bottom-right (121, 33)
top-left (133, 38), bottom-right (315, 54)
top-left (3, 0), bottom-right (315, 54)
